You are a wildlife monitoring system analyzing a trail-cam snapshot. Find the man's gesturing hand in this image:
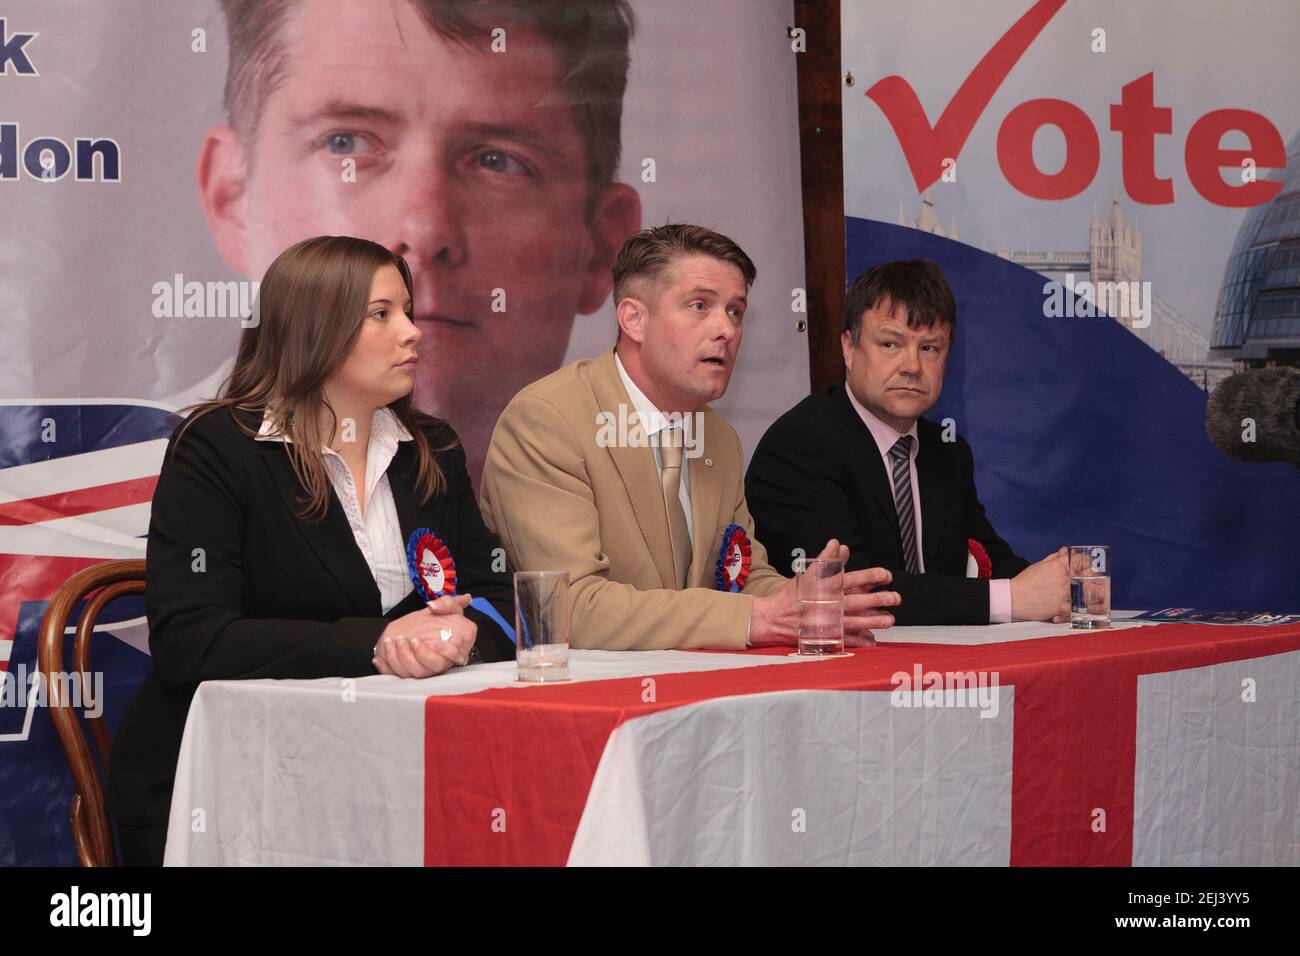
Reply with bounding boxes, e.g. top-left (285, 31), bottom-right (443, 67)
top-left (749, 538), bottom-right (899, 648)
